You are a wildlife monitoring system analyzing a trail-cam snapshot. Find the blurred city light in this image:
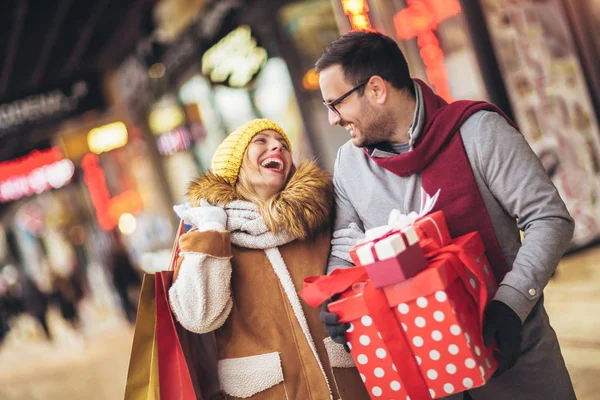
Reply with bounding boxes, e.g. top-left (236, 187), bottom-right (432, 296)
top-left (87, 122), bottom-right (129, 155)
top-left (148, 63), bottom-right (166, 79)
top-left (148, 105), bottom-right (186, 135)
top-left (340, 0), bottom-right (373, 31)
top-left (201, 25), bottom-right (268, 88)
top-left (118, 213), bottom-right (137, 235)
top-left (302, 68), bottom-right (320, 91)
top-left (0, 148), bottom-right (75, 203)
